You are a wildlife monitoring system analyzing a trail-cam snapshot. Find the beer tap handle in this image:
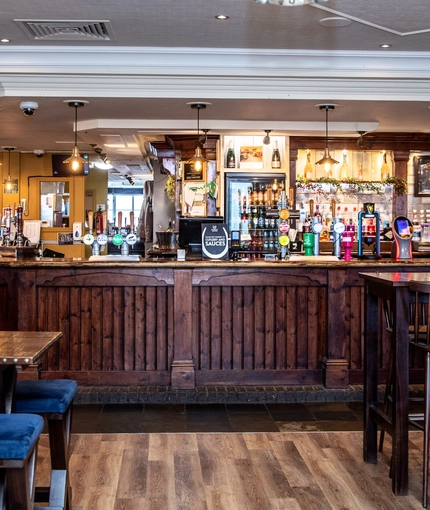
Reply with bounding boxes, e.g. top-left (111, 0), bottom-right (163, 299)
top-left (130, 212), bottom-right (134, 232)
top-left (118, 211), bottom-right (123, 230)
top-left (88, 211), bottom-right (94, 235)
